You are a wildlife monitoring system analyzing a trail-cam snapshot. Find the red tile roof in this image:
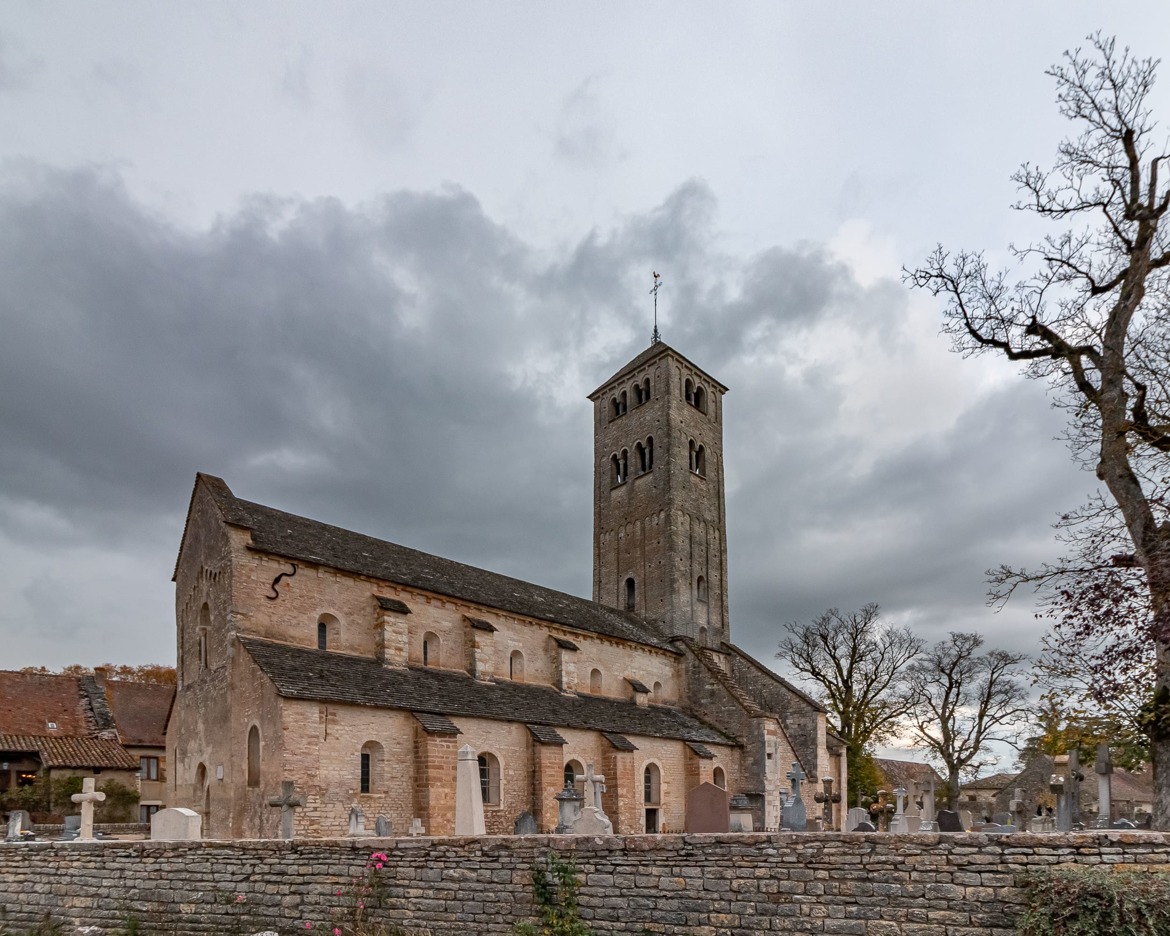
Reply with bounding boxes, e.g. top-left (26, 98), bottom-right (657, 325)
top-left (0, 734), bottom-right (138, 769)
top-left (0, 672), bottom-right (90, 735)
top-left (104, 681), bottom-right (174, 747)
